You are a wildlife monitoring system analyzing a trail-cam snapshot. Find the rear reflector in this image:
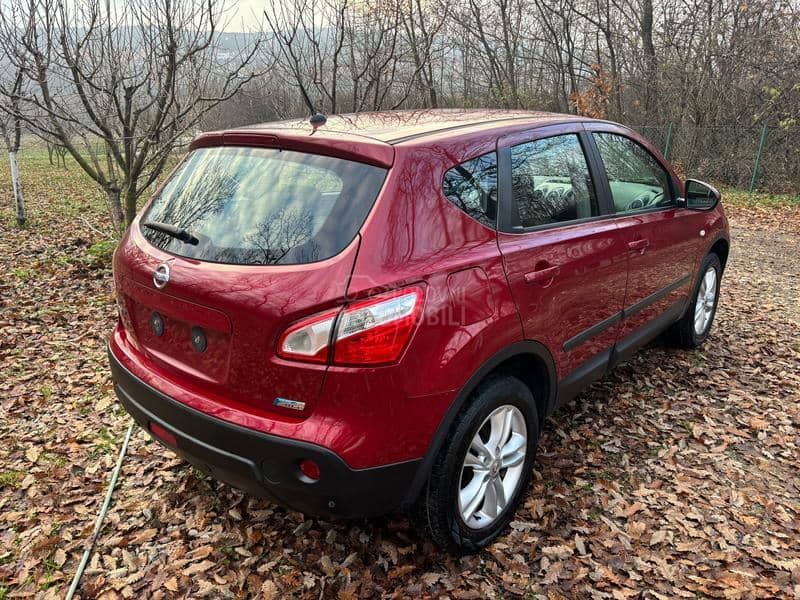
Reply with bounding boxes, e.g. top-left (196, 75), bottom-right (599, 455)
top-left (276, 286), bottom-right (425, 367)
top-left (149, 422), bottom-right (178, 448)
top-left (299, 459), bottom-right (321, 481)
